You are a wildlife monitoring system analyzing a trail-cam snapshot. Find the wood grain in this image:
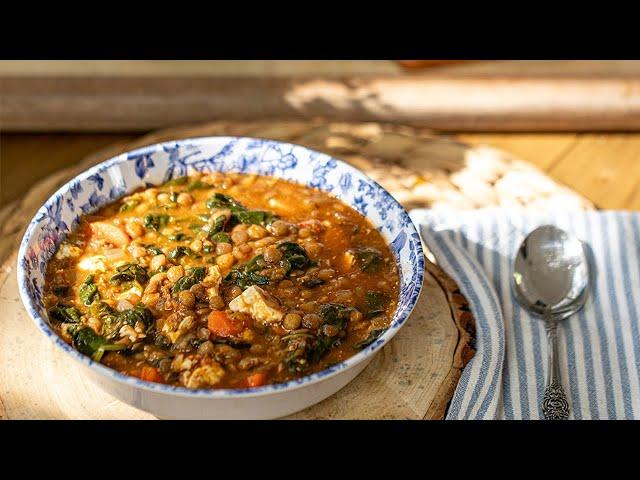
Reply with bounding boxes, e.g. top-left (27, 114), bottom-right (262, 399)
top-left (4, 75), bottom-right (640, 132)
top-left (548, 134), bottom-right (640, 210)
